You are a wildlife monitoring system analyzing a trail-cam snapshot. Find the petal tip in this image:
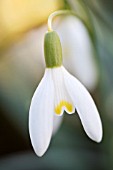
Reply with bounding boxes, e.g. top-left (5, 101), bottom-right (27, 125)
top-left (33, 143), bottom-right (49, 157)
top-left (93, 135), bottom-right (102, 143)
top-left (90, 126), bottom-right (103, 143)
top-left (35, 150), bottom-right (45, 157)
top-left (95, 131), bottom-right (103, 143)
